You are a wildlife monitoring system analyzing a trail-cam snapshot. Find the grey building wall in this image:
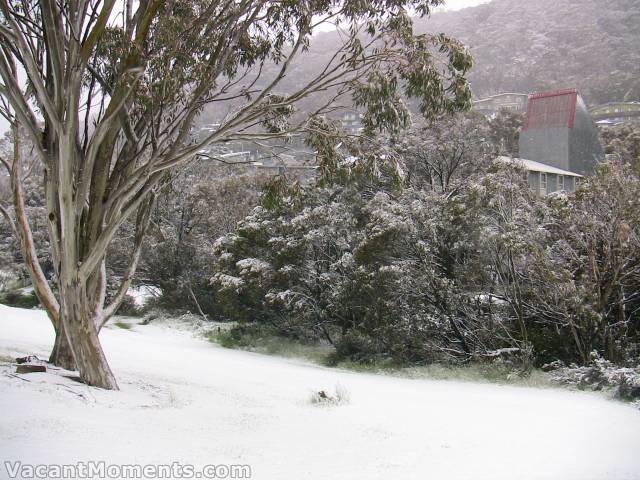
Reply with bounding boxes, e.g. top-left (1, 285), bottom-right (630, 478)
top-left (569, 96), bottom-right (605, 175)
top-left (519, 128), bottom-right (570, 171)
